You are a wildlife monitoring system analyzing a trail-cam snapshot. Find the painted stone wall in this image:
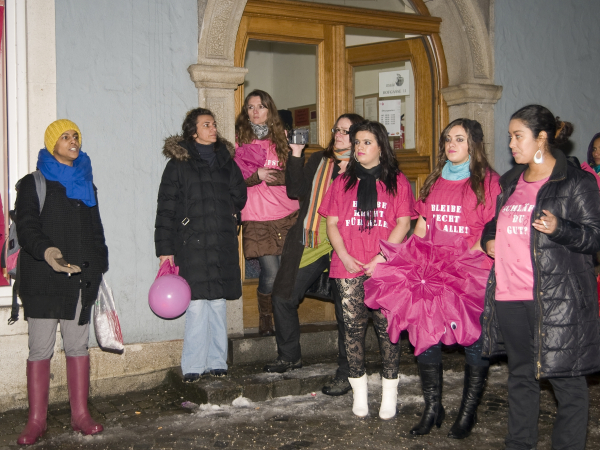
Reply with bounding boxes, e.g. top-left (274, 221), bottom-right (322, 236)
top-left (55, 0), bottom-right (199, 344)
top-left (494, 0), bottom-right (600, 174)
